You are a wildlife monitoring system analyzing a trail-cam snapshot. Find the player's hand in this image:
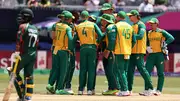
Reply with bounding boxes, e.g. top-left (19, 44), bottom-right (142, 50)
top-left (10, 52), bottom-right (21, 62)
top-left (162, 49), bottom-right (168, 55)
top-left (147, 46), bottom-right (153, 53)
